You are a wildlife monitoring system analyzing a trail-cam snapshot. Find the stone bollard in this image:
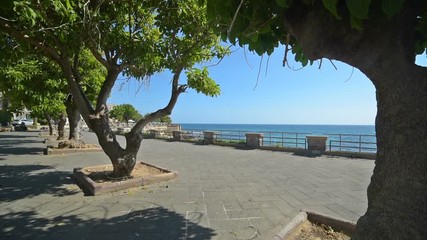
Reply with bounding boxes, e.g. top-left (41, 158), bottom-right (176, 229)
top-left (203, 131), bottom-right (216, 144)
top-left (117, 127), bottom-right (131, 134)
top-left (245, 133), bottom-right (263, 148)
top-left (149, 130), bottom-right (159, 139)
top-left (306, 136), bottom-right (328, 155)
top-left (172, 130), bottom-right (184, 141)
